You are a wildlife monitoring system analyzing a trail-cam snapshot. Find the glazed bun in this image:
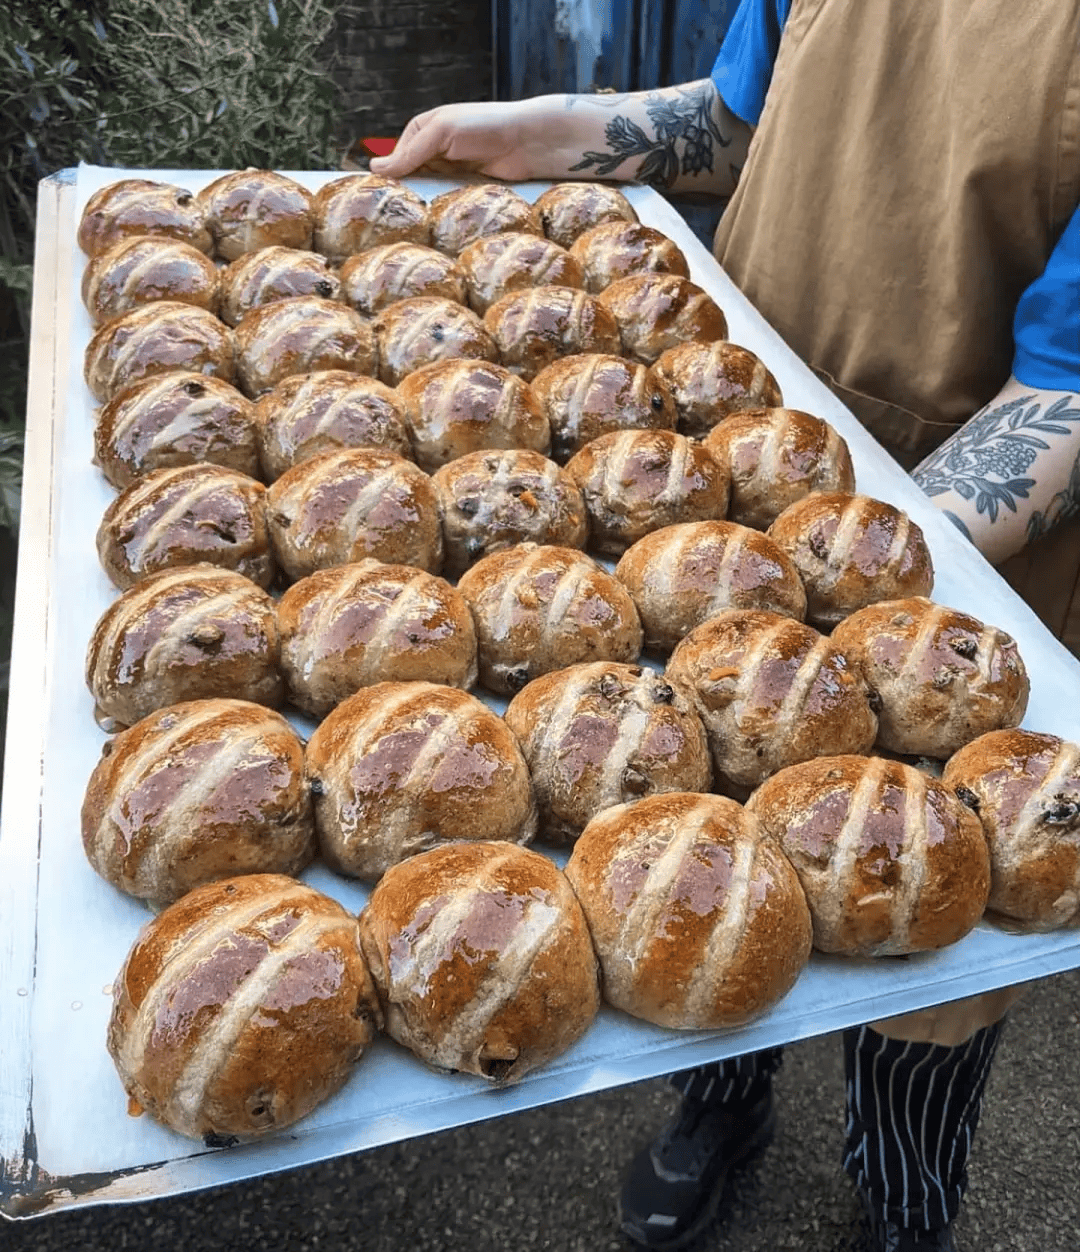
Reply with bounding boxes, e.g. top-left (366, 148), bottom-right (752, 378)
top-left (94, 372), bottom-right (259, 489)
top-left (831, 598), bottom-right (1030, 758)
top-left (703, 408), bottom-right (855, 530)
top-left (306, 683), bottom-right (537, 879)
top-left (339, 243), bottom-right (466, 318)
top-left (529, 354), bottom-right (677, 464)
top-left (82, 236), bottom-right (220, 325)
top-left (530, 182), bottom-right (637, 249)
top-left (564, 792), bottom-right (811, 1029)
top-left (615, 520), bottom-right (807, 653)
top-left (198, 170), bottom-right (313, 260)
top-left (565, 429), bottom-right (730, 558)
top-left (81, 699), bottom-right (313, 906)
top-left (218, 246), bottom-right (341, 327)
top-left (374, 296), bottom-right (498, 387)
top-left (504, 662), bottom-right (711, 842)
top-left (277, 560), bottom-right (477, 718)
top-left (458, 232), bottom-right (583, 314)
top-left (96, 464), bottom-right (273, 589)
top-left (428, 183), bottom-right (540, 256)
top-left (747, 755), bottom-right (990, 956)
top-left (457, 544), bottom-right (643, 696)
top-left (359, 841), bottom-right (599, 1081)
top-left (78, 179), bottom-right (212, 257)
top-left (312, 174), bottom-right (430, 261)
top-left (666, 610), bottom-right (878, 795)
top-left (265, 448), bottom-right (442, 579)
top-left (944, 730), bottom-right (1080, 932)
top-left (597, 274), bottom-right (727, 365)
top-left (483, 286), bottom-right (622, 381)
top-left (569, 221), bottom-right (689, 293)
top-left (652, 342), bottom-right (782, 437)
top-left (107, 874), bottom-right (381, 1142)
top-left (767, 492), bottom-right (934, 629)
